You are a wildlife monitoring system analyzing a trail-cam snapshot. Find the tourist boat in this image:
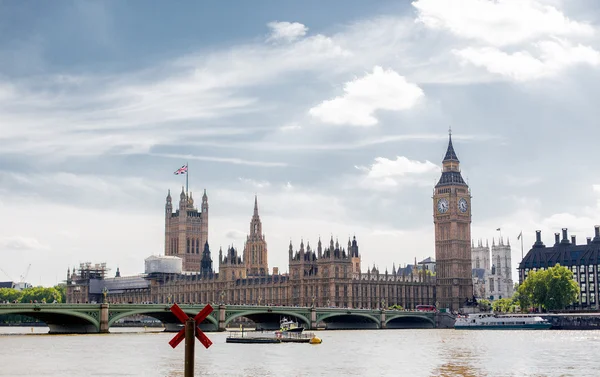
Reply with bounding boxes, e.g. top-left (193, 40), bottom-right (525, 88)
top-left (454, 313), bottom-right (552, 330)
top-left (279, 317), bottom-right (304, 333)
top-left (226, 329), bottom-right (280, 344)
